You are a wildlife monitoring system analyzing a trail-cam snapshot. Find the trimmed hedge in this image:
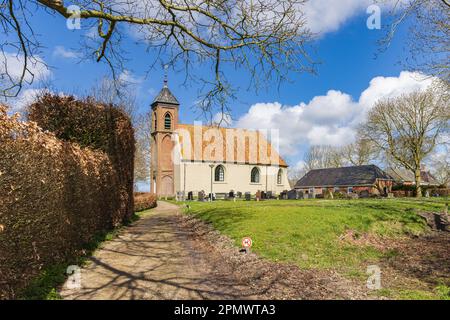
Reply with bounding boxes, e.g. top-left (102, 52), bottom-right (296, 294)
top-left (28, 94), bottom-right (135, 221)
top-left (134, 193), bottom-right (157, 212)
top-left (0, 95), bottom-right (135, 299)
